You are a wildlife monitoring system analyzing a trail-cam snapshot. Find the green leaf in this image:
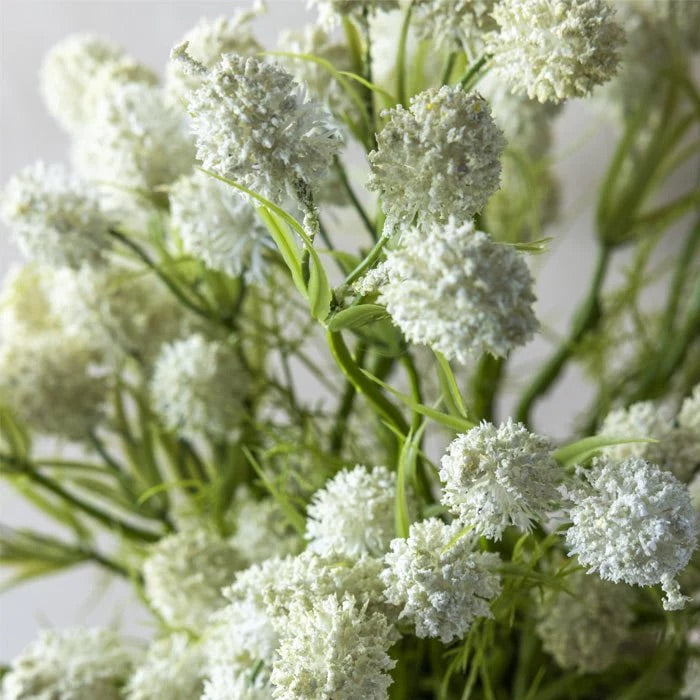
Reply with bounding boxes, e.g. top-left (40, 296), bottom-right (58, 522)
top-left (337, 70), bottom-right (397, 106)
top-left (395, 424), bottom-right (426, 539)
top-left (434, 351), bottom-right (468, 419)
top-left (554, 434), bottom-right (659, 468)
top-left (137, 479), bottom-right (205, 505)
top-left (256, 206), bottom-right (305, 296)
top-left (327, 304), bottom-right (389, 331)
top-left (307, 250), bottom-right (333, 322)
